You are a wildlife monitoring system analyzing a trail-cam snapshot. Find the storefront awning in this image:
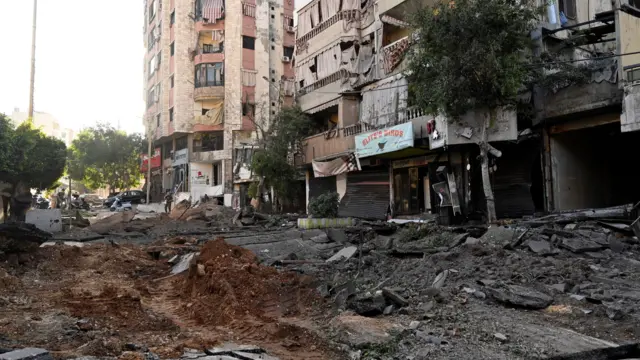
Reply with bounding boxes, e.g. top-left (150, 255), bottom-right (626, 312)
top-left (202, 0), bottom-right (224, 23)
top-left (306, 98), bottom-right (340, 114)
